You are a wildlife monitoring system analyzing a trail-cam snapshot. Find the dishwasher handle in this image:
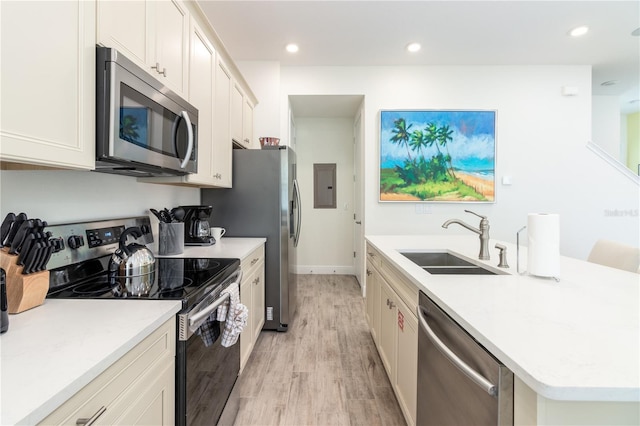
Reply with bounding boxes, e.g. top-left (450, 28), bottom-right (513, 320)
top-left (417, 305), bottom-right (498, 397)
